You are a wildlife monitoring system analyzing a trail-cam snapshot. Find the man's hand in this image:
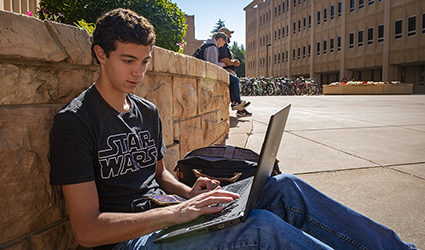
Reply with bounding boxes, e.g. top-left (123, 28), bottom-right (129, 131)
top-left (169, 189), bottom-right (239, 225)
top-left (231, 59), bottom-right (241, 67)
top-left (189, 177), bottom-right (220, 198)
